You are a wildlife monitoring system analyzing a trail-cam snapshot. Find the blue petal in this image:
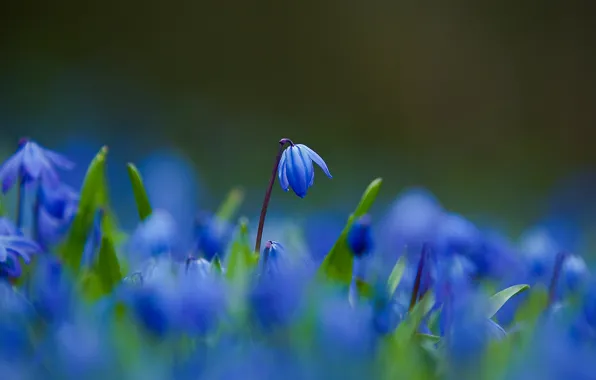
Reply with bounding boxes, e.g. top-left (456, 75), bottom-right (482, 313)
top-left (22, 143), bottom-right (45, 180)
top-left (286, 146), bottom-right (309, 198)
top-left (0, 153), bottom-right (22, 193)
top-left (0, 244), bottom-right (7, 262)
top-left (278, 150), bottom-right (289, 191)
top-left (43, 148), bottom-right (75, 170)
top-left (298, 144), bottom-right (332, 178)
